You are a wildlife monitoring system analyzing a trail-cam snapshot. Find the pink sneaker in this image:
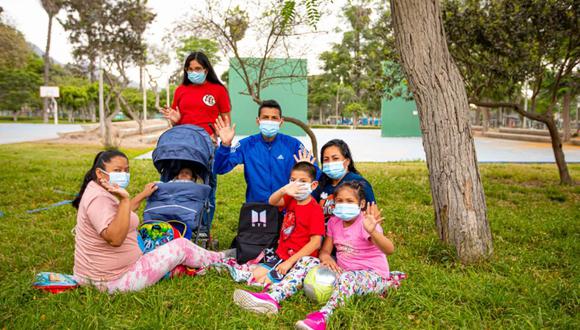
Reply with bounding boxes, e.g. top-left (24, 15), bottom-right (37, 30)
top-left (295, 312), bottom-right (326, 330)
top-left (233, 289), bottom-right (280, 315)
